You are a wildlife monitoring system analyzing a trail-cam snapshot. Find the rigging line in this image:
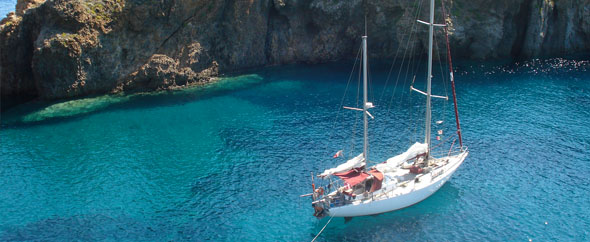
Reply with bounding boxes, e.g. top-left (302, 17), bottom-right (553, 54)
top-left (379, 0), bottom-right (425, 104)
top-left (436, 7), bottom-right (448, 132)
top-left (350, 49), bottom-right (364, 157)
top-left (310, 214), bottom-right (335, 242)
top-left (385, 0), bottom-right (424, 146)
top-left (408, 74), bottom-right (416, 145)
top-left (379, 47), bottom-right (401, 103)
top-left (356, 52), bottom-right (363, 109)
top-left (435, 34), bottom-right (449, 98)
top-left (325, 44), bottom-right (362, 154)
top-left (386, 38), bottom-right (410, 114)
top-left (431, 133), bottom-right (456, 150)
top-left (341, 45), bottom-right (363, 111)
top-left (367, 53), bottom-right (374, 104)
top-left (386, 1), bottom-right (422, 114)
top-left (433, 31), bottom-right (449, 101)
top-left (434, 33), bottom-right (450, 140)
top-left (432, 33), bottom-right (446, 126)
top-left (432, 24), bottom-right (453, 153)
top-left (394, 26), bottom-right (419, 116)
top-left (386, 50), bottom-right (407, 113)
top-left (407, 14), bottom-right (427, 139)
top-left (385, 0), bottom-right (424, 115)
top-left (409, 45), bottom-right (424, 145)
top-left (388, 0), bottom-right (425, 148)
top-left (398, 33), bottom-right (418, 105)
